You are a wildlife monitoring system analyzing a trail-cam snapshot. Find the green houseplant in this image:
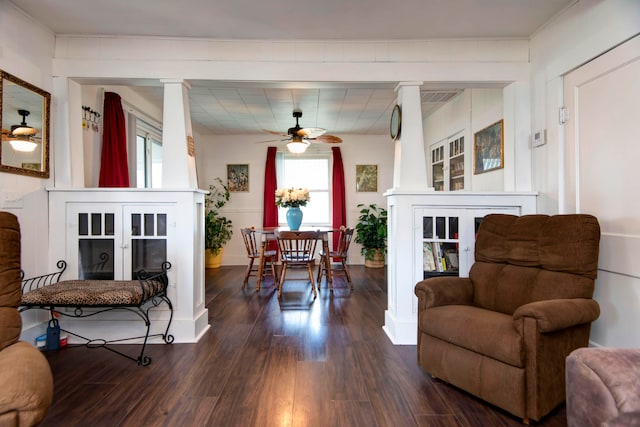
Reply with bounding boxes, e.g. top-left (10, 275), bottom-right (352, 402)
top-left (354, 203), bottom-right (388, 268)
top-left (205, 178), bottom-right (233, 268)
